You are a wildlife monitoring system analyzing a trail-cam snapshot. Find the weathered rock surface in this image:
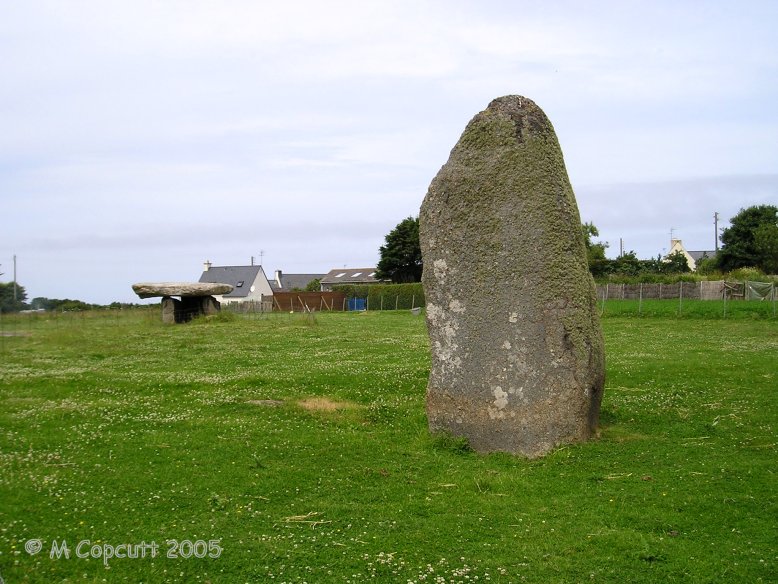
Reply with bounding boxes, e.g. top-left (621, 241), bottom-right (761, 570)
top-left (132, 282), bottom-right (233, 299)
top-left (419, 95), bottom-right (605, 458)
top-left (161, 296), bottom-right (178, 324)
